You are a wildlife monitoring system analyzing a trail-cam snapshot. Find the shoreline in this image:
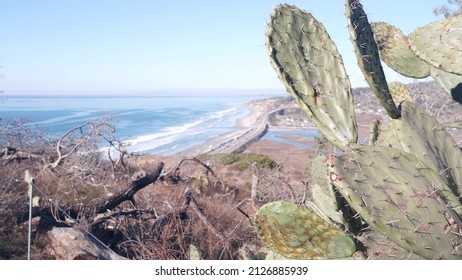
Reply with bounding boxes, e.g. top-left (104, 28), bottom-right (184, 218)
top-left (177, 98), bottom-right (391, 158)
top-left (178, 98), bottom-right (277, 156)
